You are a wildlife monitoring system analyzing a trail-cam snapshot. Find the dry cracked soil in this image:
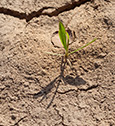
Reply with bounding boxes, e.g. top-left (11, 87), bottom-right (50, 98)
top-left (0, 0), bottom-right (115, 126)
